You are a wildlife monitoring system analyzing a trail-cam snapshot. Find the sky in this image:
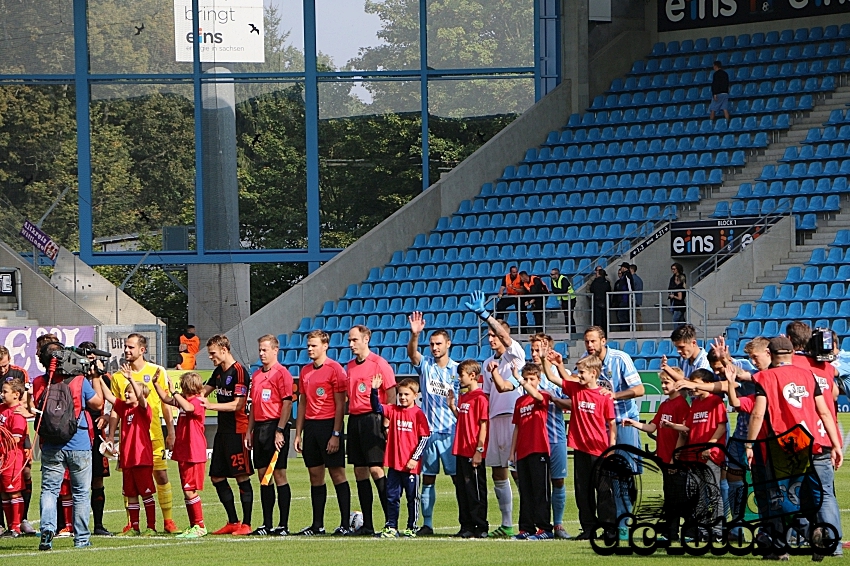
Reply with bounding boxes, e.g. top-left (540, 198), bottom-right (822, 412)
top-left (274, 0), bottom-right (387, 69)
